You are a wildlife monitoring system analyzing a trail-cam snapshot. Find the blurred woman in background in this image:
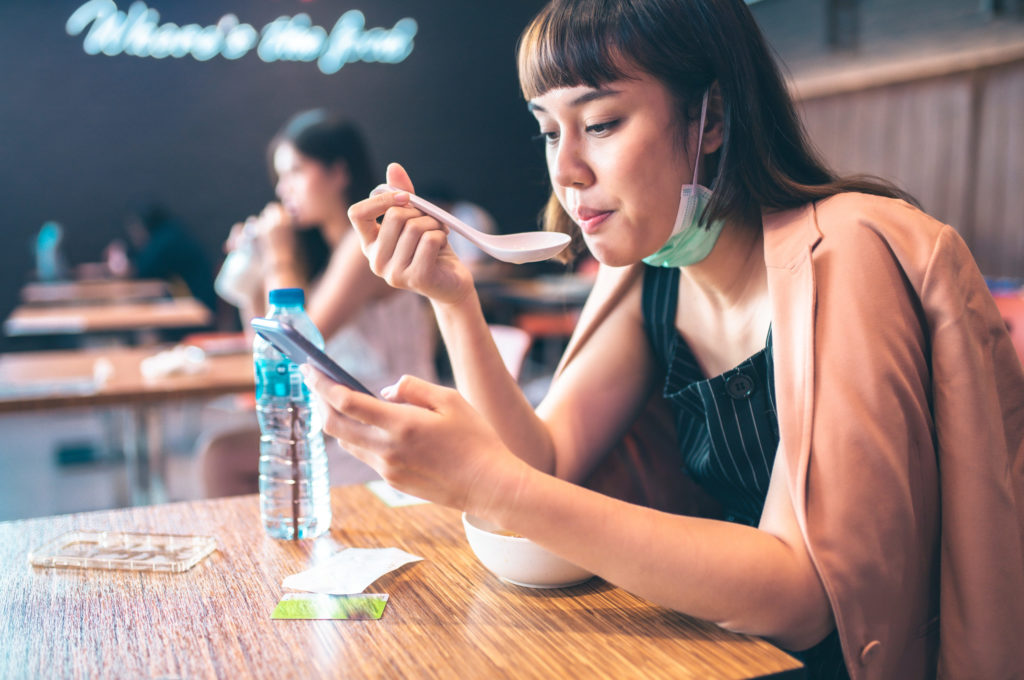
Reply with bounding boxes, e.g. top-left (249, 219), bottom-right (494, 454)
top-left (202, 110), bottom-right (436, 496)
top-left (219, 109), bottom-right (436, 390)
